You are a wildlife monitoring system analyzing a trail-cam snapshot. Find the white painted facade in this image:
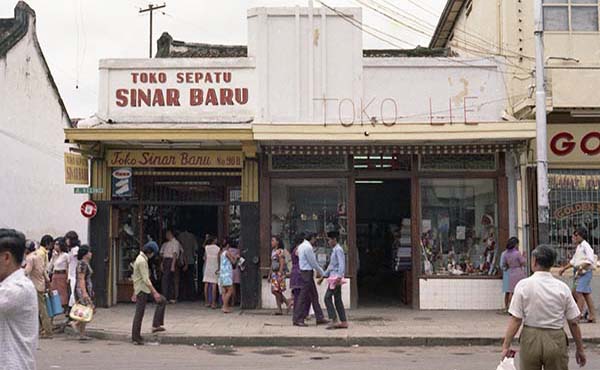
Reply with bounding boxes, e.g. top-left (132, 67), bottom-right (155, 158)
top-left (0, 5), bottom-right (88, 242)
